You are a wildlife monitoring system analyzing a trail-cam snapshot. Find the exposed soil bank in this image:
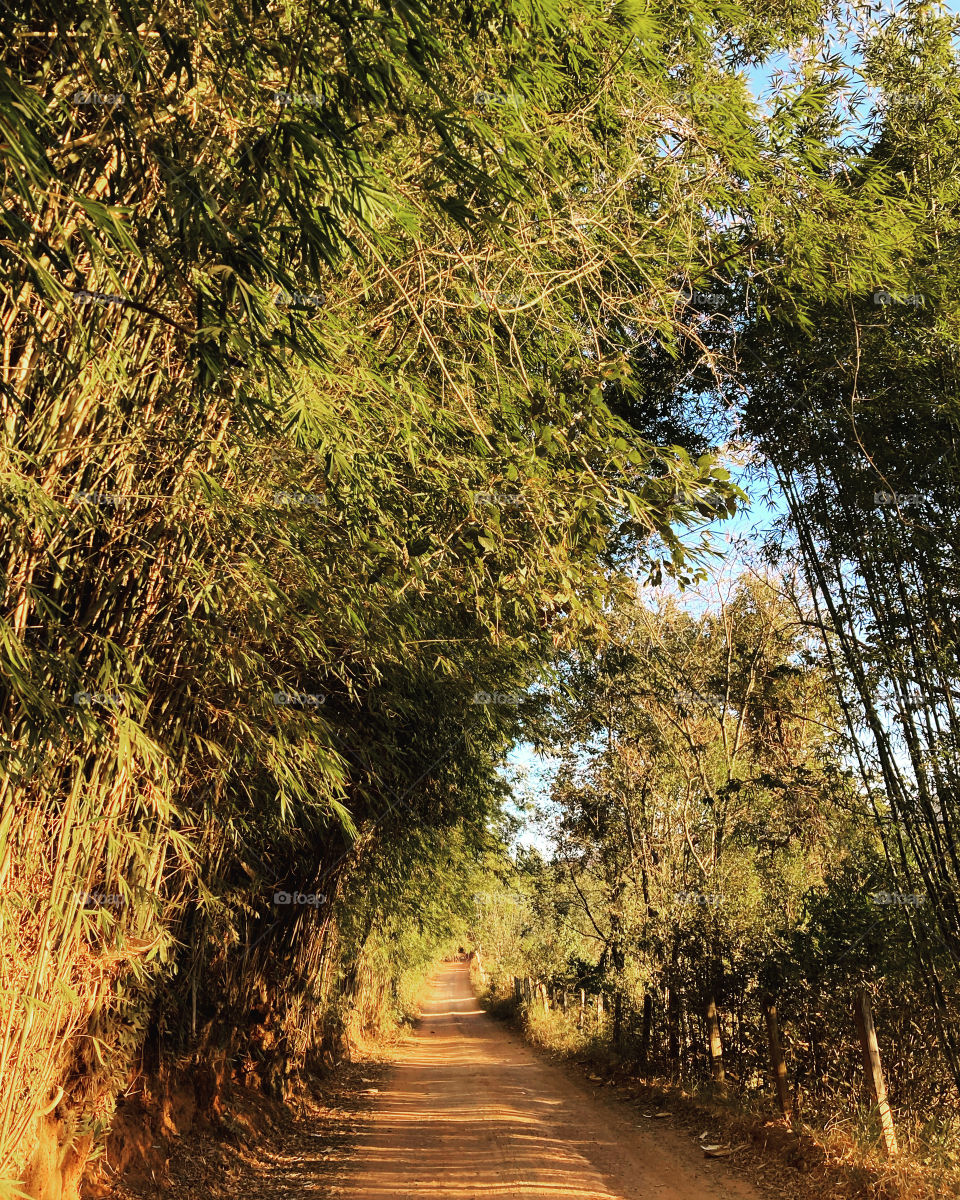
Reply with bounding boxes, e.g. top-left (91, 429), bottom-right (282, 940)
top-left (82, 1060), bottom-right (387, 1200)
